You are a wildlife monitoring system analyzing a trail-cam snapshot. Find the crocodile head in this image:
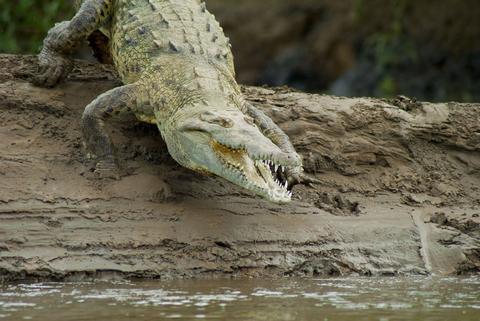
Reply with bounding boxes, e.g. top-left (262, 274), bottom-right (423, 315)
top-left (162, 109), bottom-right (302, 203)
